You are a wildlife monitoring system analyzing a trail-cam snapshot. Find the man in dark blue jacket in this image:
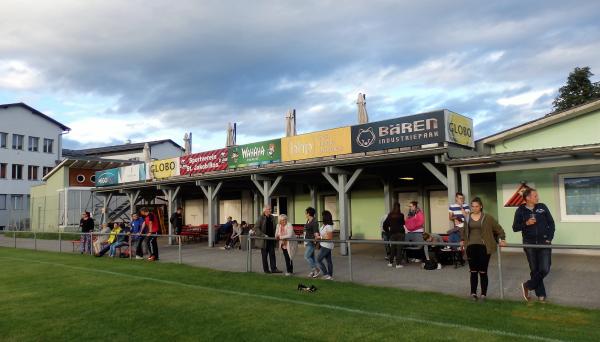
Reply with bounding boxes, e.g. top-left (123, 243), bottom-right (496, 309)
top-left (512, 188), bottom-right (555, 302)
